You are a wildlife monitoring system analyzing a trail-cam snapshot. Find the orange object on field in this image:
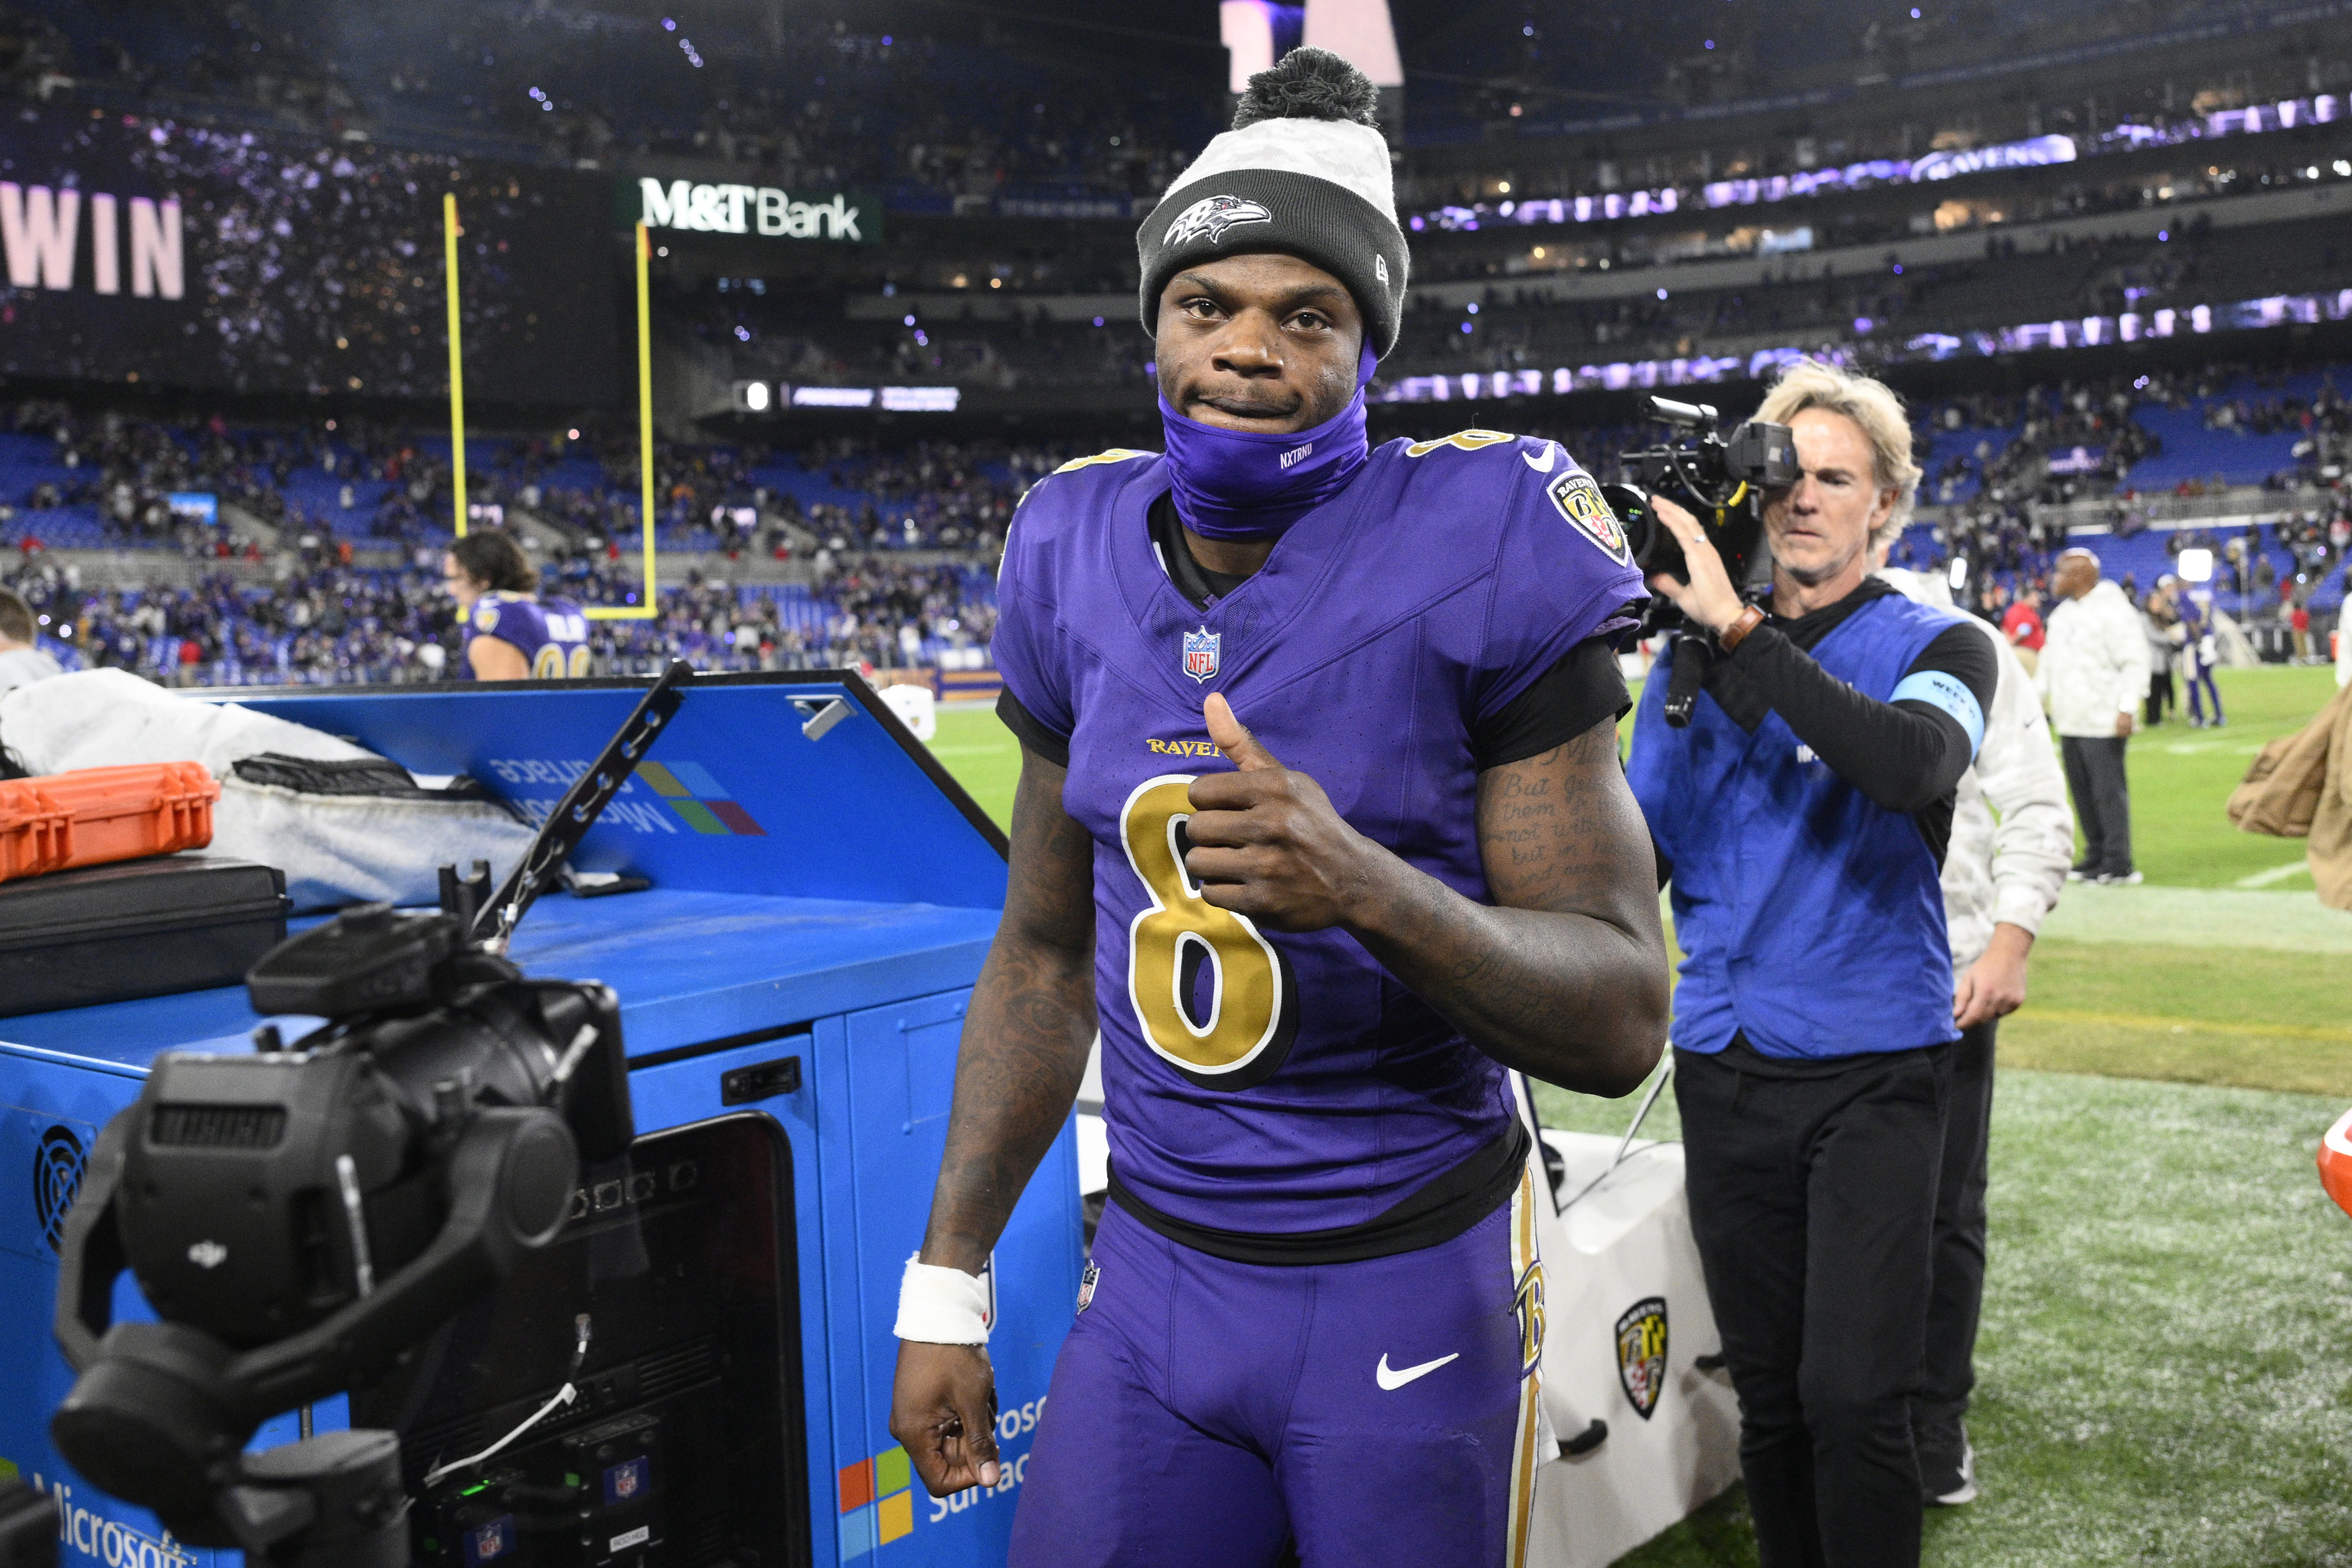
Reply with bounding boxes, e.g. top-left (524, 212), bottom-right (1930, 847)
top-left (0, 763), bottom-right (220, 883)
top-left (2320, 1105), bottom-right (2352, 1219)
